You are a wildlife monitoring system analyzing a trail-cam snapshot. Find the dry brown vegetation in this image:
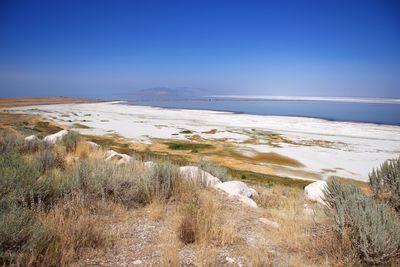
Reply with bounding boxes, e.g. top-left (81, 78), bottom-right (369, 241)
top-left (0, 96), bottom-right (98, 108)
top-left (1, 121), bottom-right (398, 266)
